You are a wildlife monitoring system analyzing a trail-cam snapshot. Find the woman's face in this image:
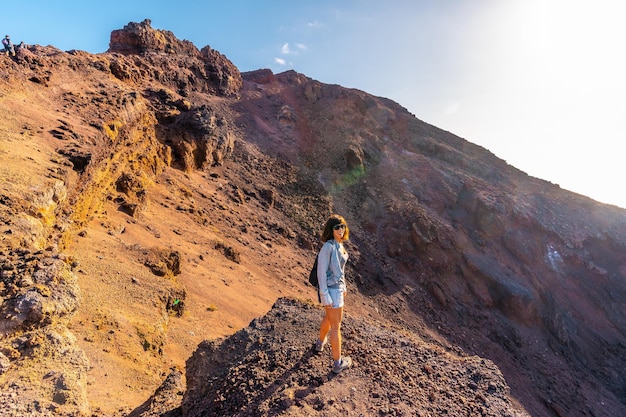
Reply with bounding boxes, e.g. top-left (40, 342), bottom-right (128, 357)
top-left (332, 223), bottom-right (346, 241)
